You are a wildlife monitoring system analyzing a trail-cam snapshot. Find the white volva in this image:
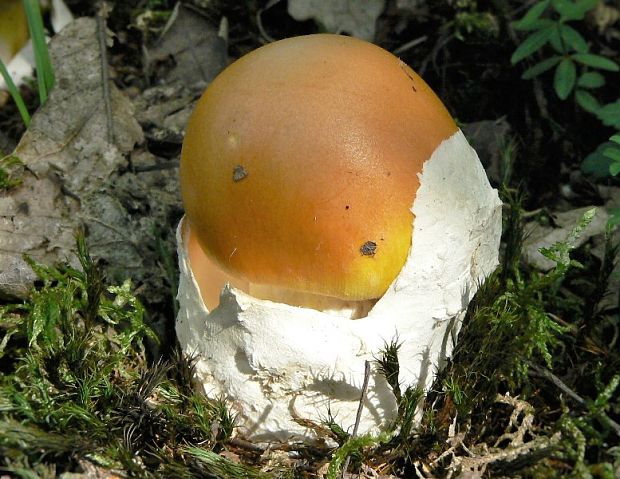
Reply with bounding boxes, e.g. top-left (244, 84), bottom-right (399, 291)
top-left (176, 130), bottom-right (502, 443)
